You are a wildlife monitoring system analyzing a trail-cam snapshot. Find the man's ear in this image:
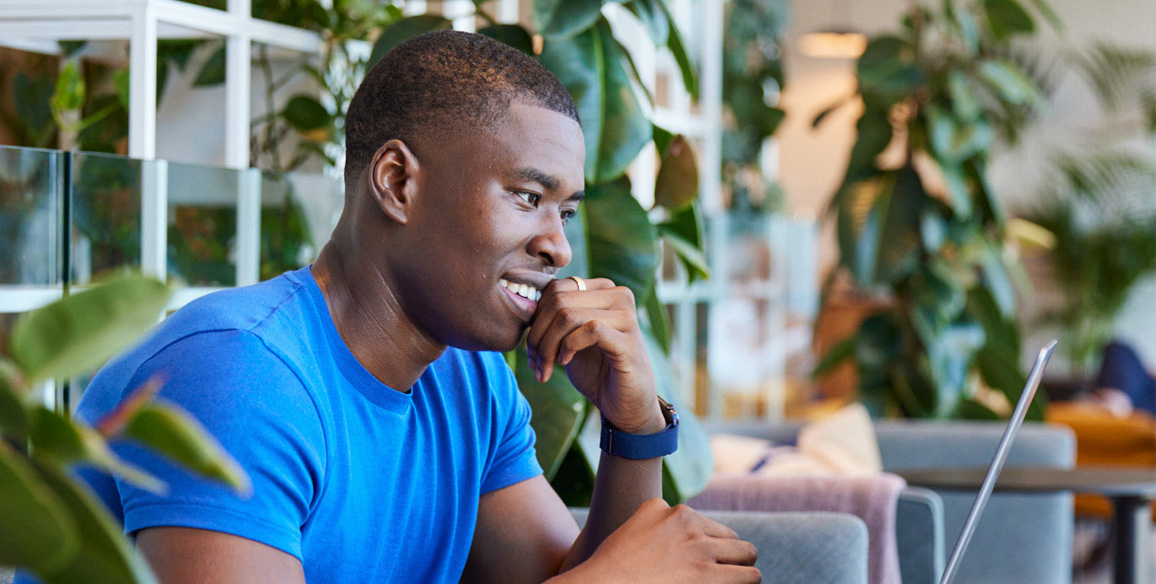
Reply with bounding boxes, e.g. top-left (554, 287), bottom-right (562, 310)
top-left (368, 139), bottom-right (420, 225)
